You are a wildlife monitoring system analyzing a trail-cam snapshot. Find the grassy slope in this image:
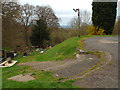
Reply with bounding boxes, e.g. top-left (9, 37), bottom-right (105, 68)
top-left (36, 37), bottom-right (80, 61)
top-left (18, 36), bottom-right (93, 63)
